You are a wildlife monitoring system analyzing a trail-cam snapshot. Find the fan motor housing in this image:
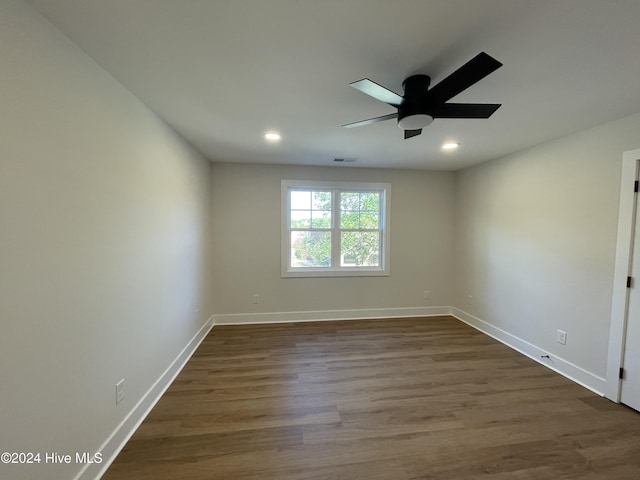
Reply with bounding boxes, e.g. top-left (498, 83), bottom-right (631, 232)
top-left (398, 74), bottom-right (434, 128)
top-left (401, 74), bottom-right (431, 98)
